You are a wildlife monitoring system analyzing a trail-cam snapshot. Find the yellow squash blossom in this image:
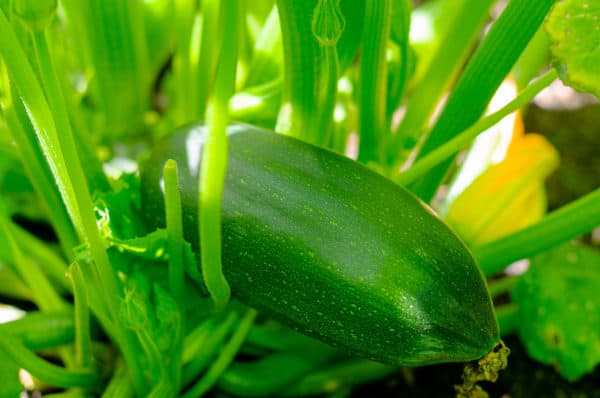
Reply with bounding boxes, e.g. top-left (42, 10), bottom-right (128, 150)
top-left (443, 80), bottom-right (560, 246)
